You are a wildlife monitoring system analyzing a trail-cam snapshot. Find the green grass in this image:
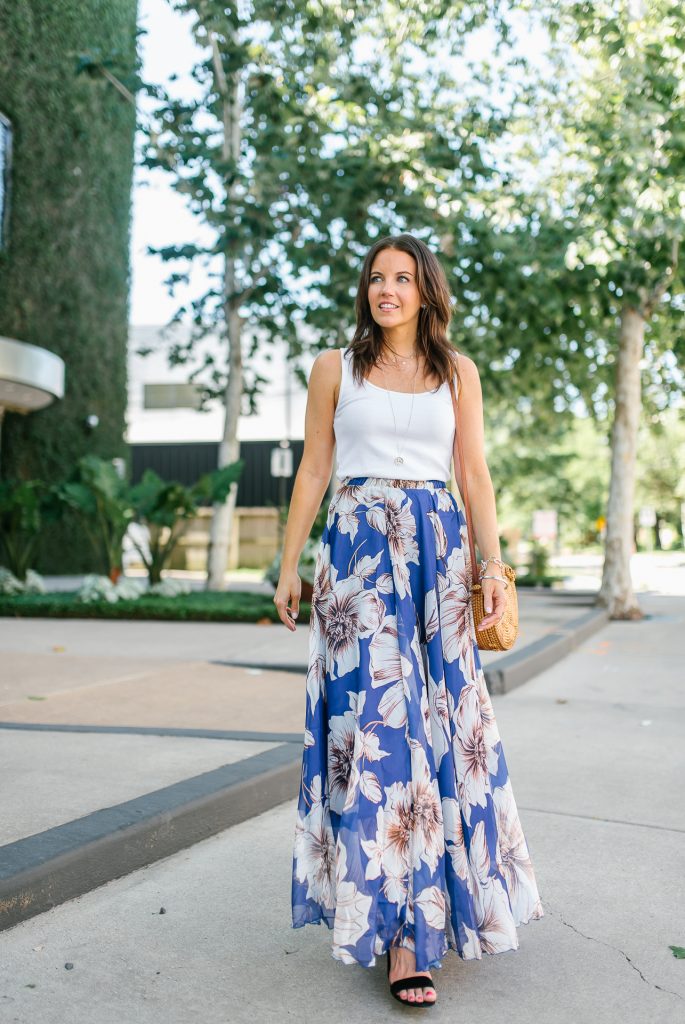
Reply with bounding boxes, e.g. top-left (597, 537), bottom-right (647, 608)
top-left (0, 591), bottom-right (312, 624)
